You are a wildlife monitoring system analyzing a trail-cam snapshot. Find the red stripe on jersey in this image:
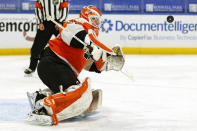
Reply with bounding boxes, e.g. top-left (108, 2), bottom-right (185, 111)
top-left (35, 2), bottom-right (43, 10)
top-left (60, 1), bottom-right (68, 9)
